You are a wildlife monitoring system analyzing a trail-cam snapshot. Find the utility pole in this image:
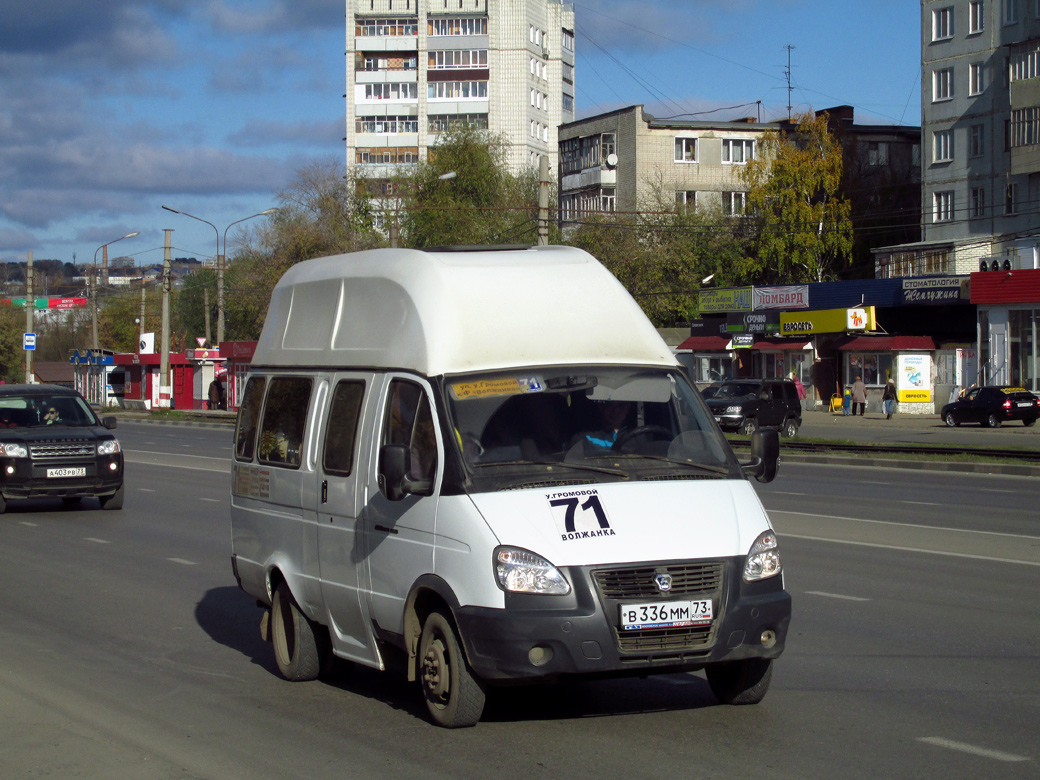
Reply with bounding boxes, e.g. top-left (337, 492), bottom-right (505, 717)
top-left (160, 229), bottom-right (172, 408)
top-left (139, 285), bottom-right (146, 353)
top-left (203, 288), bottom-right (212, 344)
top-left (784, 44), bottom-right (795, 121)
top-left (25, 251), bottom-right (34, 384)
top-left (537, 156), bottom-right (549, 246)
top-left (90, 270), bottom-right (99, 349)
